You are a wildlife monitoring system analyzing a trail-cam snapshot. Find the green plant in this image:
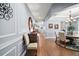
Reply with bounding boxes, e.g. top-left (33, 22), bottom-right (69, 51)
top-left (67, 22), bottom-right (75, 35)
top-left (68, 25), bottom-right (75, 31)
